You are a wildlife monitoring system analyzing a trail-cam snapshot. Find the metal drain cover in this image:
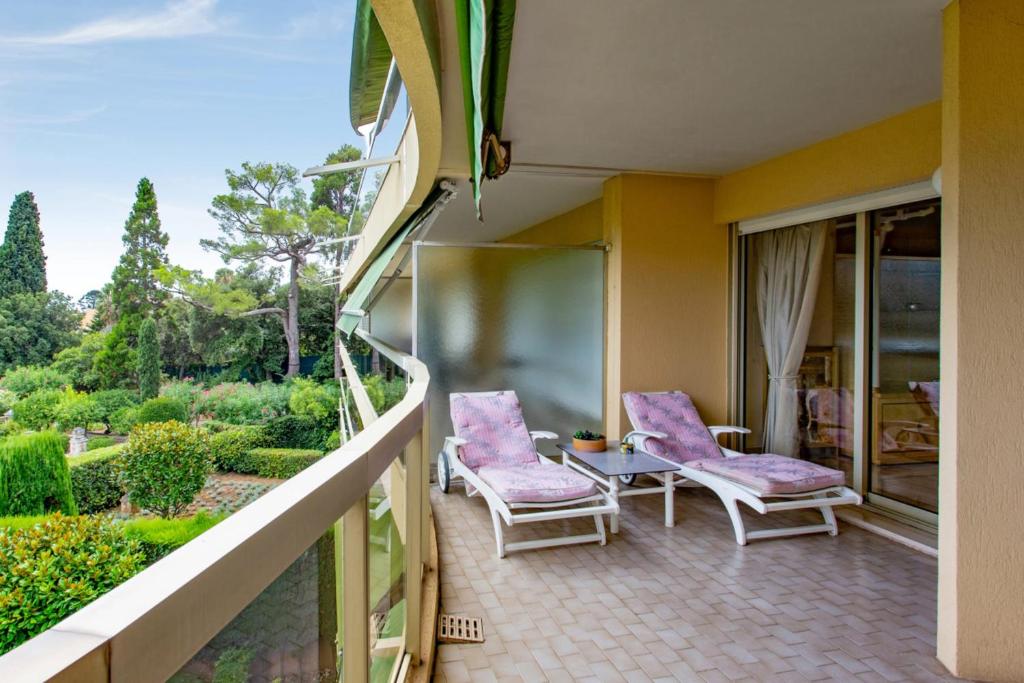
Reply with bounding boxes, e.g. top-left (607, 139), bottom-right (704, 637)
top-left (438, 614), bottom-right (484, 643)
